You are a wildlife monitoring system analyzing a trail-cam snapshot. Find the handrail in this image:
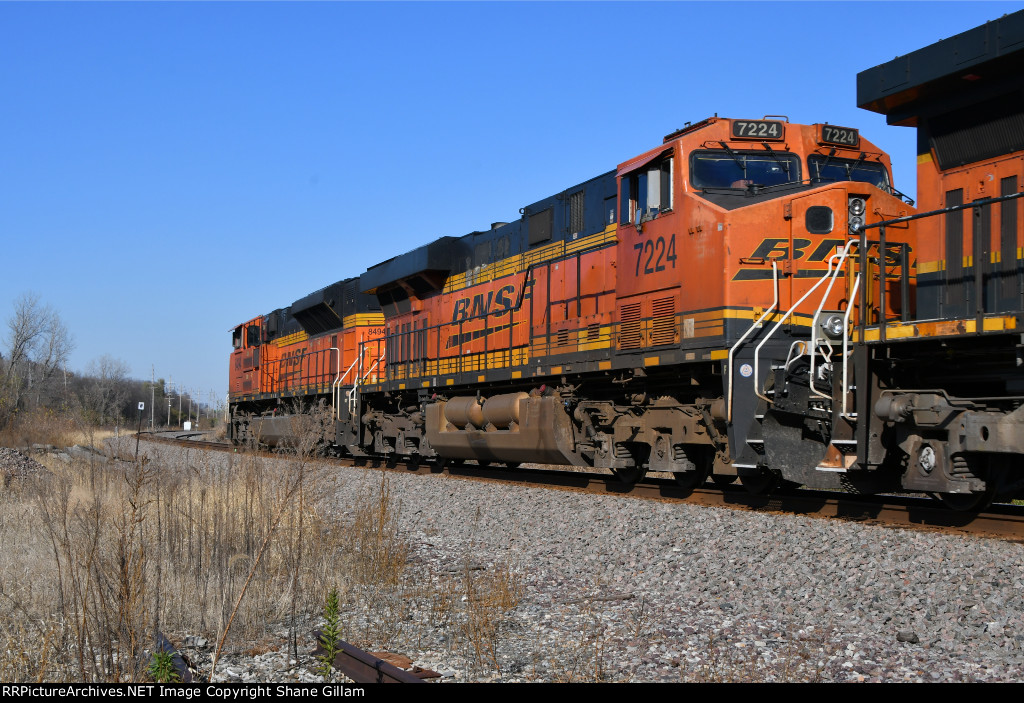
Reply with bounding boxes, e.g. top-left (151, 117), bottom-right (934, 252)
top-left (856, 191), bottom-right (1024, 231)
top-left (808, 239), bottom-right (858, 401)
top-left (727, 260), bottom-right (779, 423)
top-left (840, 273), bottom-right (861, 419)
top-left (753, 247), bottom-right (849, 405)
top-left (346, 348), bottom-right (386, 415)
top-left (329, 347), bottom-right (340, 420)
